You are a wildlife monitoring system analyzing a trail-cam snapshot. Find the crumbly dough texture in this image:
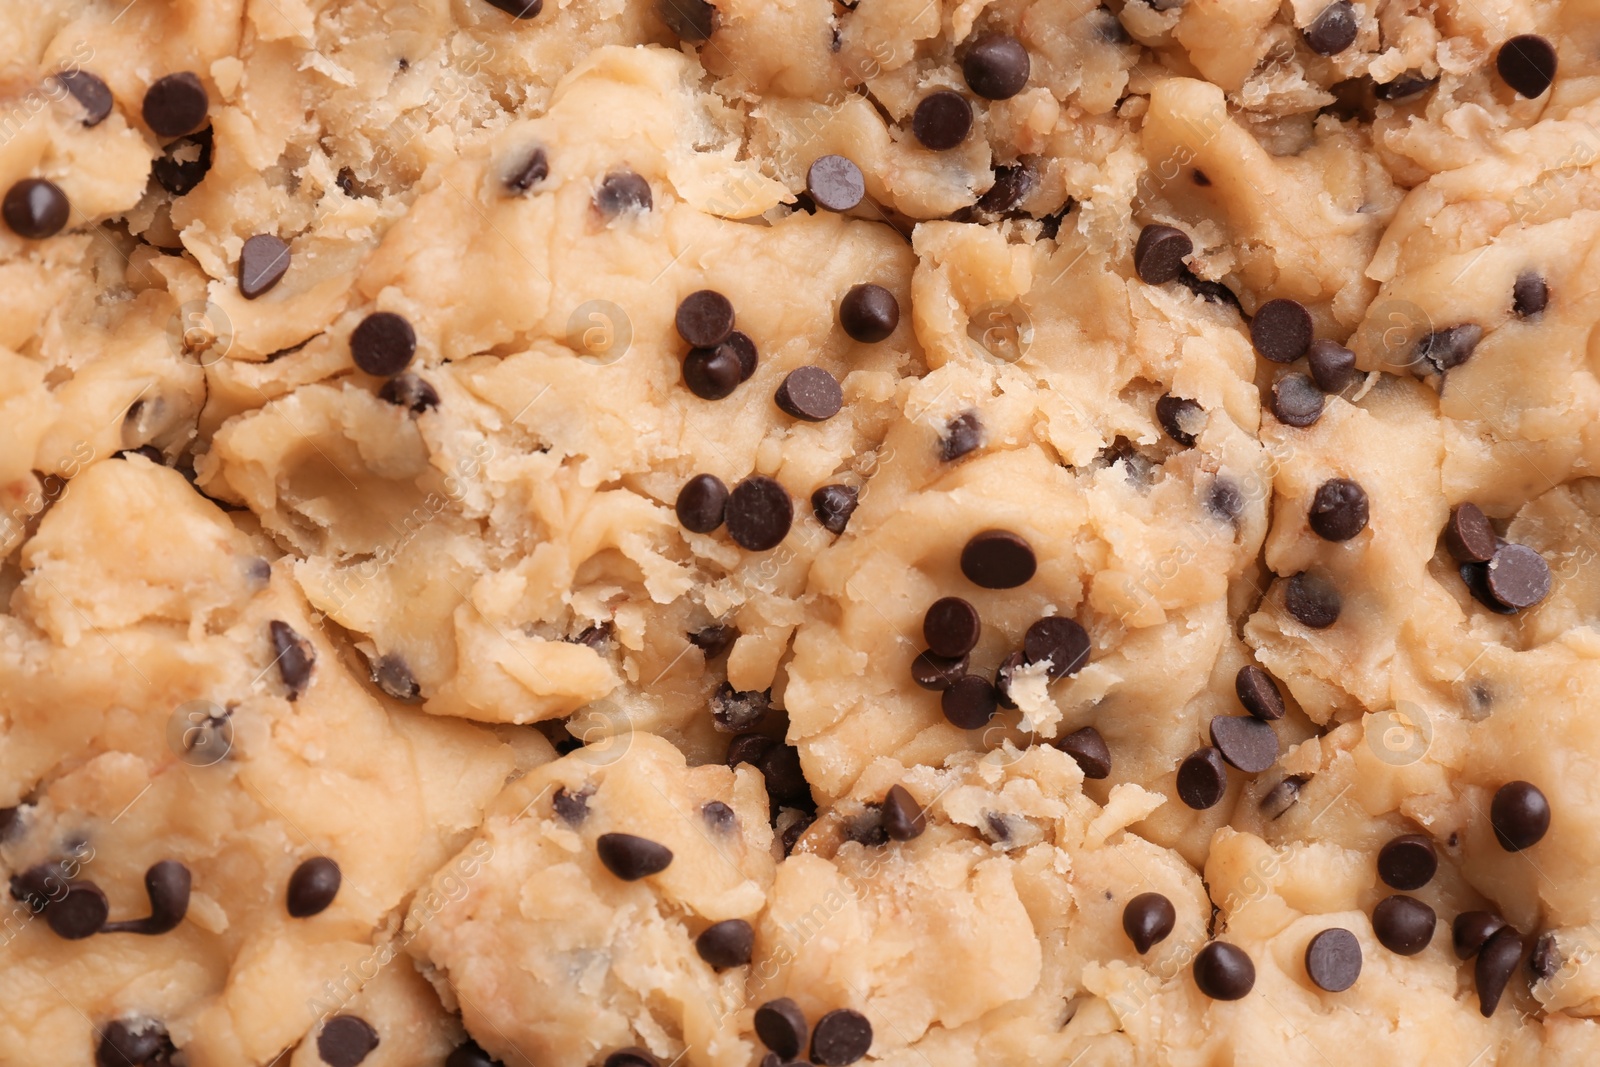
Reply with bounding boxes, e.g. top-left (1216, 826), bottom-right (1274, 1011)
top-left (3, 0), bottom-right (1600, 1064)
